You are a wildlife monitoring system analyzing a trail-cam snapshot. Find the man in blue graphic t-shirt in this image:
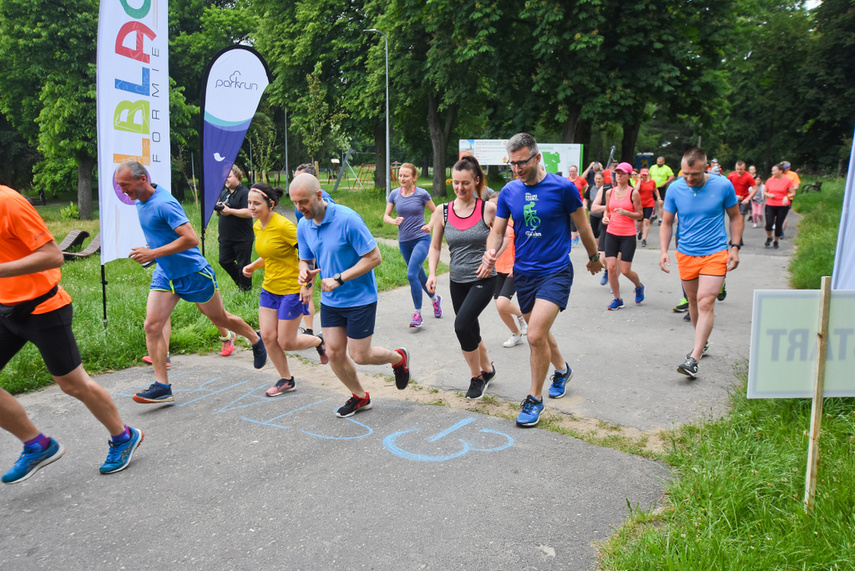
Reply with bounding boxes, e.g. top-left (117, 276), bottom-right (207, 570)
top-left (478, 133), bottom-right (604, 427)
top-left (115, 161), bottom-right (267, 405)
